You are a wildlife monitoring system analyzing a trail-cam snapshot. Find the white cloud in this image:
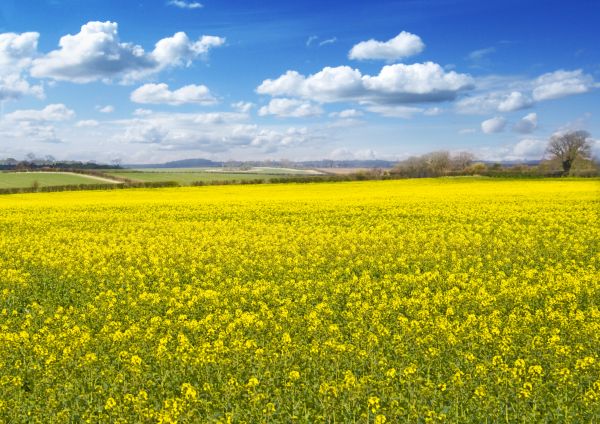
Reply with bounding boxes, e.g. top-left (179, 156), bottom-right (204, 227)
top-left (0, 104), bottom-right (72, 144)
top-left (349, 31), bottom-right (425, 61)
top-left (457, 91), bottom-right (533, 114)
top-left (511, 138), bottom-right (546, 159)
top-left (0, 31), bottom-right (38, 71)
top-left (0, 32), bottom-right (44, 100)
top-left (167, 0), bottom-right (203, 9)
top-left (327, 148), bottom-right (378, 160)
top-left (424, 107), bottom-right (443, 116)
top-left (152, 33), bottom-right (224, 68)
top-left (76, 119), bottom-right (99, 127)
top-left (329, 109), bottom-right (363, 118)
top-left (119, 122), bottom-right (169, 144)
top-left (532, 69), bottom-right (597, 101)
top-left (257, 62), bottom-right (473, 104)
top-left (113, 112), bottom-right (316, 154)
top-left (5, 104), bottom-right (75, 122)
top-left (498, 91), bottom-right (533, 112)
top-left (513, 112), bottom-right (538, 134)
top-left (481, 116), bottom-right (506, 134)
top-left (468, 47), bottom-right (495, 61)
top-left (231, 101), bottom-right (254, 113)
top-left (98, 105), bottom-right (115, 113)
top-left (365, 105), bottom-right (423, 118)
top-left (306, 36), bottom-right (318, 47)
top-left (258, 98), bottom-right (323, 118)
top-left (362, 63), bottom-right (473, 102)
top-left (1, 121), bottom-right (63, 144)
top-left (0, 74), bottom-right (44, 101)
top-left (133, 108), bottom-right (153, 116)
top-left (474, 138), bottom-right (549, 162)
top-left (458, 69), bottom-right (597, 115)
top-left (30, 21), bottom-right (224, 83)
top-left (319, 37), bottom-right (337, 47)
top-left (131, 83), bottom-right (216, 105)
